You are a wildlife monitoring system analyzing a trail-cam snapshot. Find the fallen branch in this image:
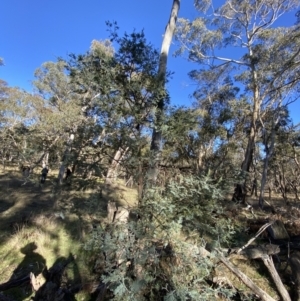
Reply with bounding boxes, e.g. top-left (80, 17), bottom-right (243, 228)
top-left (217, 252), bottom-right (277, 301)
top-left (261, 255), bottom-right (291, 301)
top-left (236, 222), bottom-right (274, 254)
top-left (232, 221), bottom-right (292, 301)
